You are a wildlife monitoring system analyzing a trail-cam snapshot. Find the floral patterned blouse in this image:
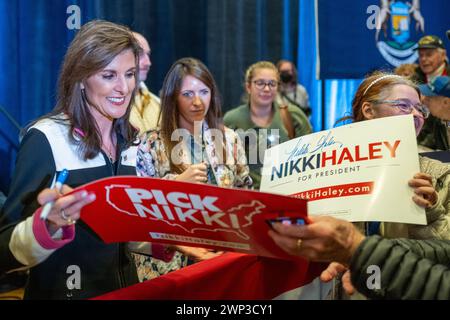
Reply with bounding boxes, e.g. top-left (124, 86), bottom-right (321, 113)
top-left (136, 122), bottom-right (252, 188)
top-left (133, 122), bottom-right (252, 282)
